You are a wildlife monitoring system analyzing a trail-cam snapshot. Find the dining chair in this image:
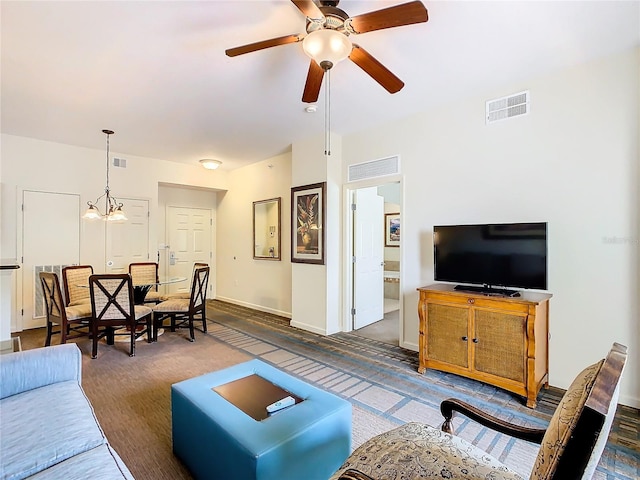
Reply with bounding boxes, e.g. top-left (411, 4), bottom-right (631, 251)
top-left (89, 273), bottom-right (153, 358)
top-left (159, 262), bottom-right (209, 301)
top-left (128, 262), bottom-right (162, 304)
top-left (152, 265), bottom-right (209, 342)
top-left (40, 271), bottom-right (92, 347)
top-left (61, 265), bottom-right (94, 306)
top-left (331, 342), bottom-right (627, 480)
